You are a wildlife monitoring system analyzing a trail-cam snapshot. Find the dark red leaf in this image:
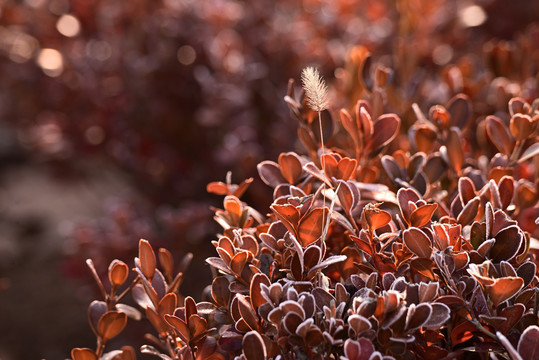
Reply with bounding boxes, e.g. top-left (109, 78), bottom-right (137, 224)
top-left (490, 225), bottom-right (522, 262)
top-left (365, 114), bottom-right (400, 156)
top-left (517, 325), bottom-right (539, 359)
top-left (242, 331), bottom-right (267, 360)
top-left (257, 161), bottom-right (286, 187)
top-left (456, 196), bottom-right (480, 225)
top-left (403, 227), bottom-right (432, 258)
top-left (486, 115), bottom-right (514, 155)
